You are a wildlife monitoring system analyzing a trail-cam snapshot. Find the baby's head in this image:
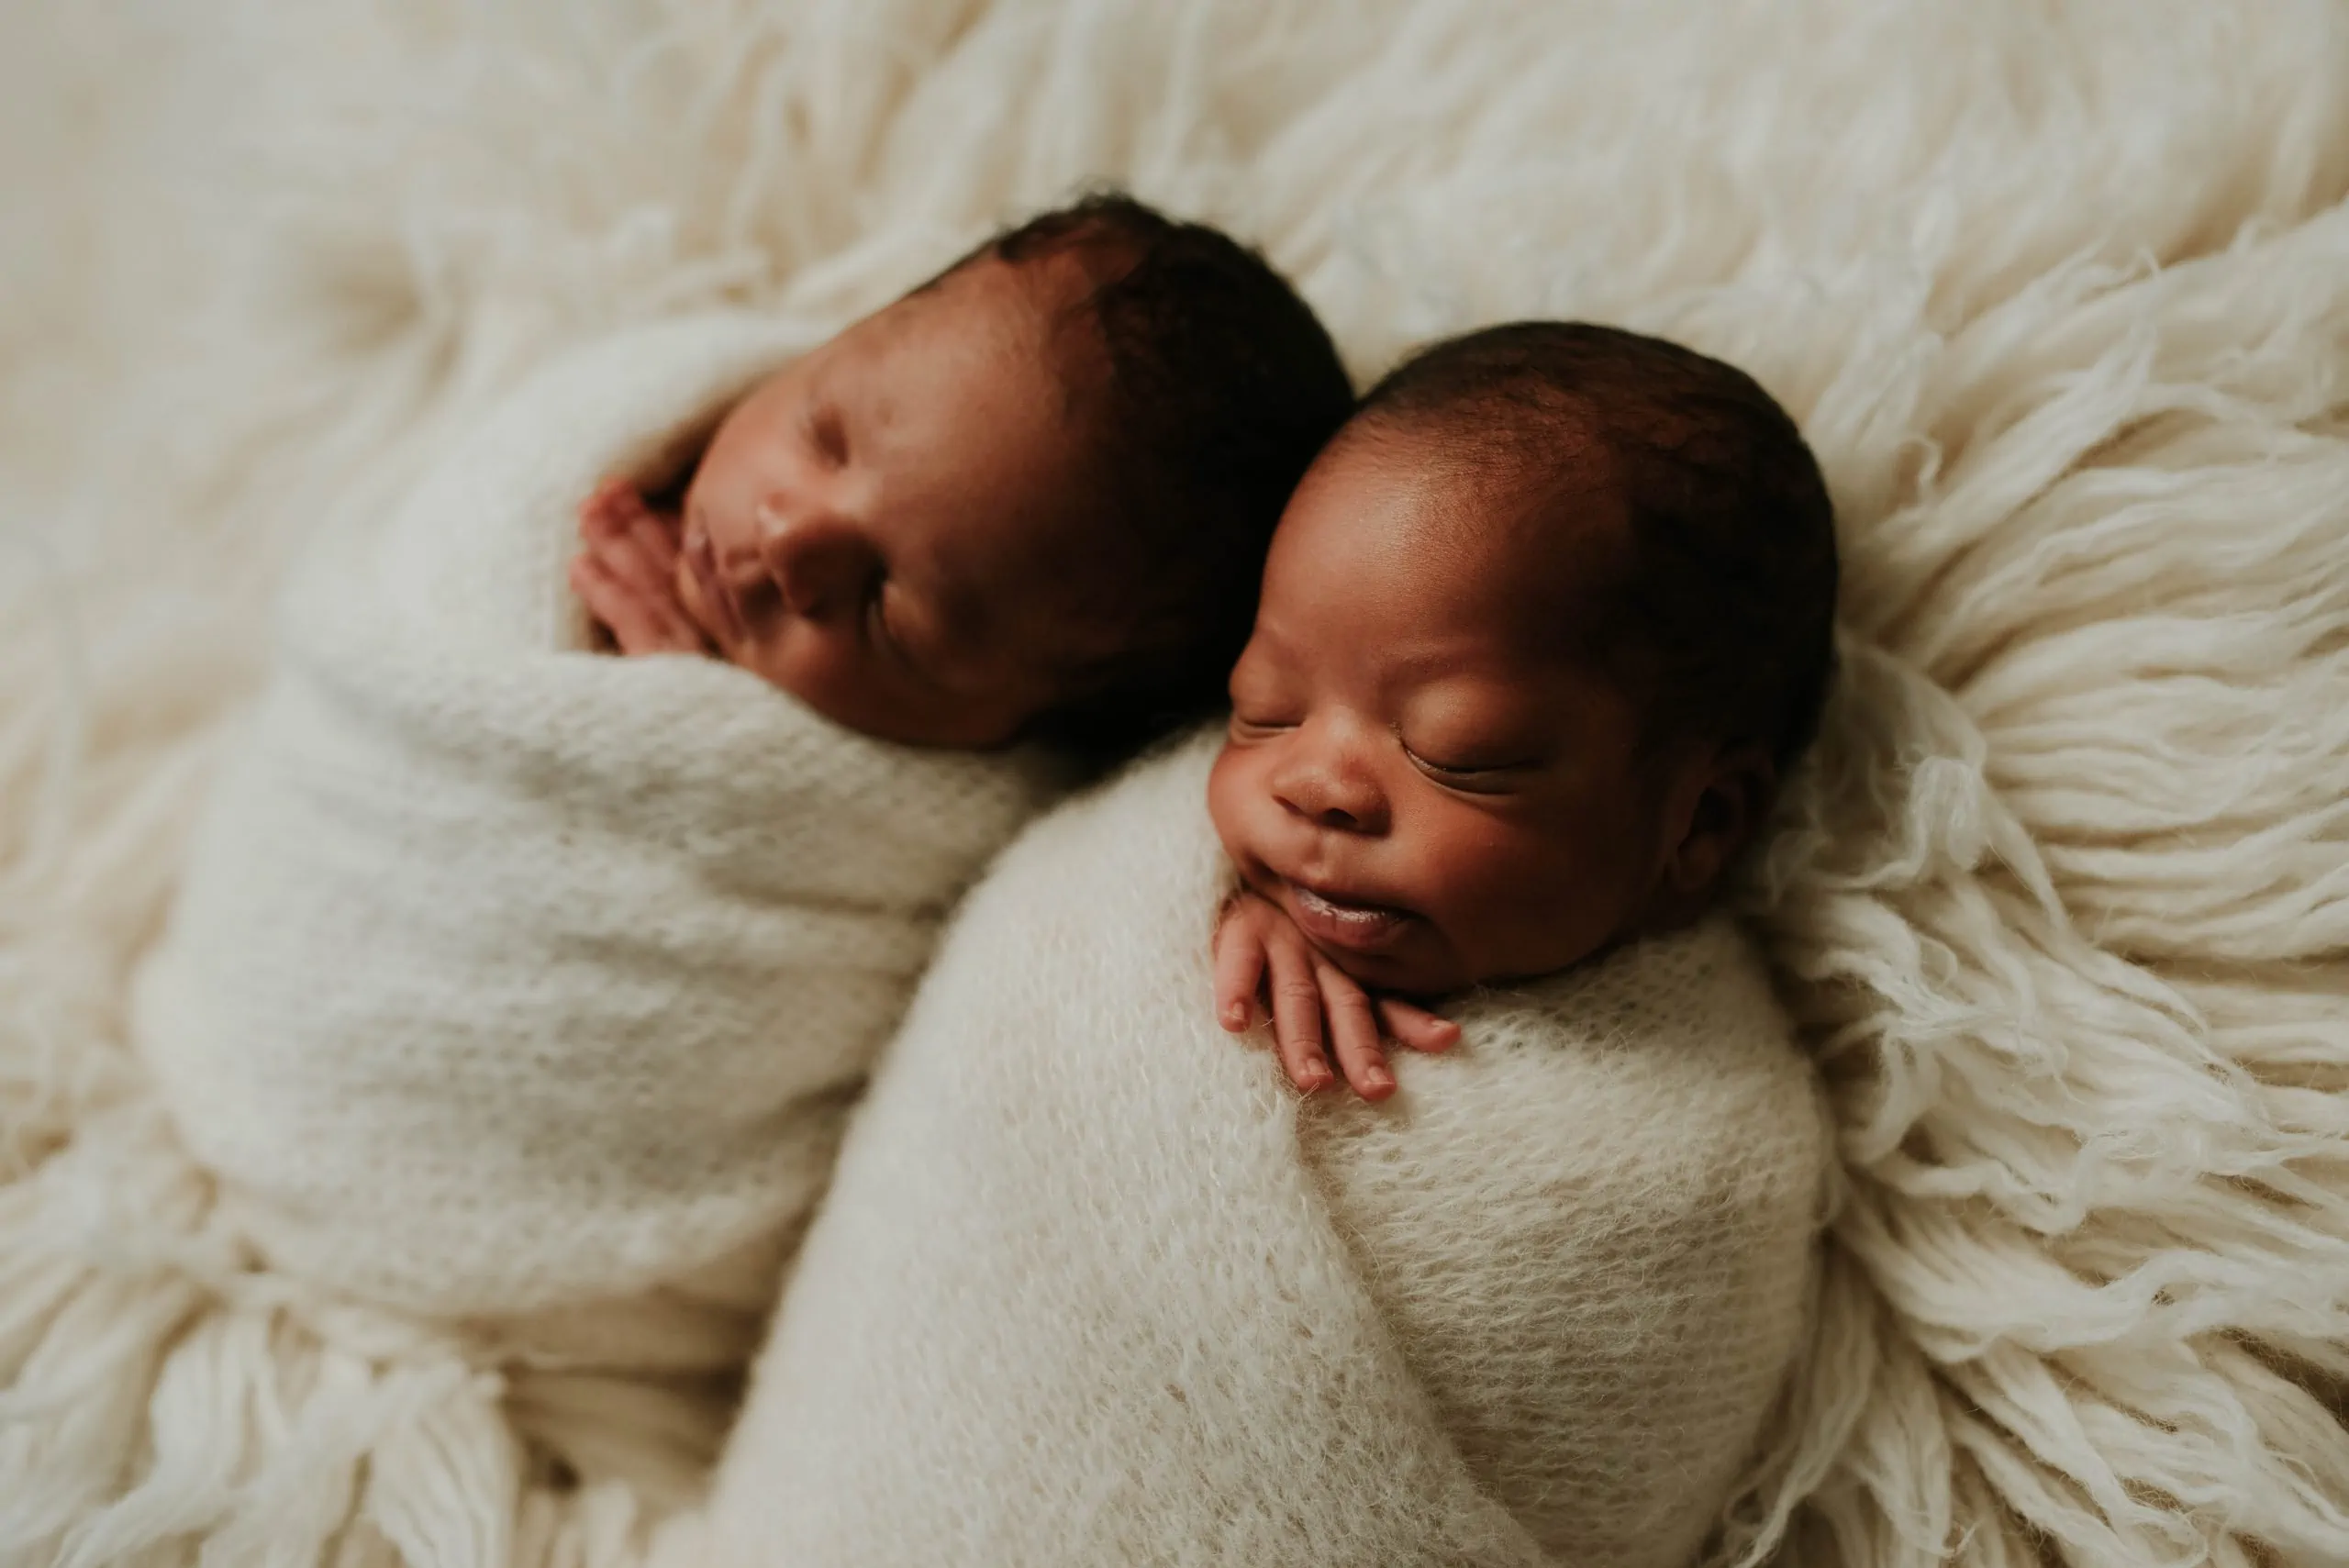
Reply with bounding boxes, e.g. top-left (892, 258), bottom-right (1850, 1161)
top-left (675, 194), bottom-right (1352, 753)
top-left (1208, 322), bottom-right (1838, 995)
